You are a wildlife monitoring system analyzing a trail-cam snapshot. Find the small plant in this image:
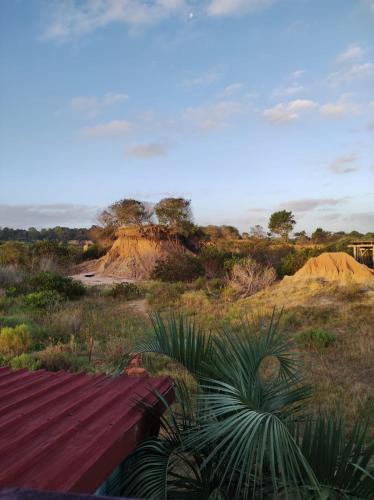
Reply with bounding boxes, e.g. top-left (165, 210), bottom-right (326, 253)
top-left (147, 282), bottom-right (186, 309)
top-left (295, 329), bottom-right (336, 351)
top-left (10, 353), bottom-right (41, 370)
top-left (37, 344), bottom-right (88, 372)
top-left (105, 282), bottom-right (143, 300)
top-left (0, 324), bottom-right (31, 356)
top-left (24, 290), bottom-right (62, 310)
top-left (229, 257), bottom-right (276, 297)
top-left (151, 254), bottom-right (204, 282)
top-left (28, 271), bottom-right (86, 300)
